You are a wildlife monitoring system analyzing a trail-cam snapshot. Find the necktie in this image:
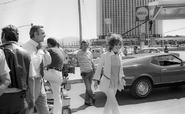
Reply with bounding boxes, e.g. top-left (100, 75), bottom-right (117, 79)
top-left (40, 60), bottom-right (44, 77)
